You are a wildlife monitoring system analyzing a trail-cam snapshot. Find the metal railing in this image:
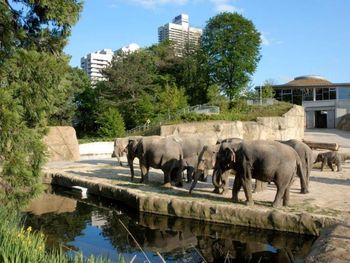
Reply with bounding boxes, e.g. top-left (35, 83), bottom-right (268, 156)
top-left (126, 104), bottom-right (220, 135)
top-left (246, 98), bottom-right (275, 106)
